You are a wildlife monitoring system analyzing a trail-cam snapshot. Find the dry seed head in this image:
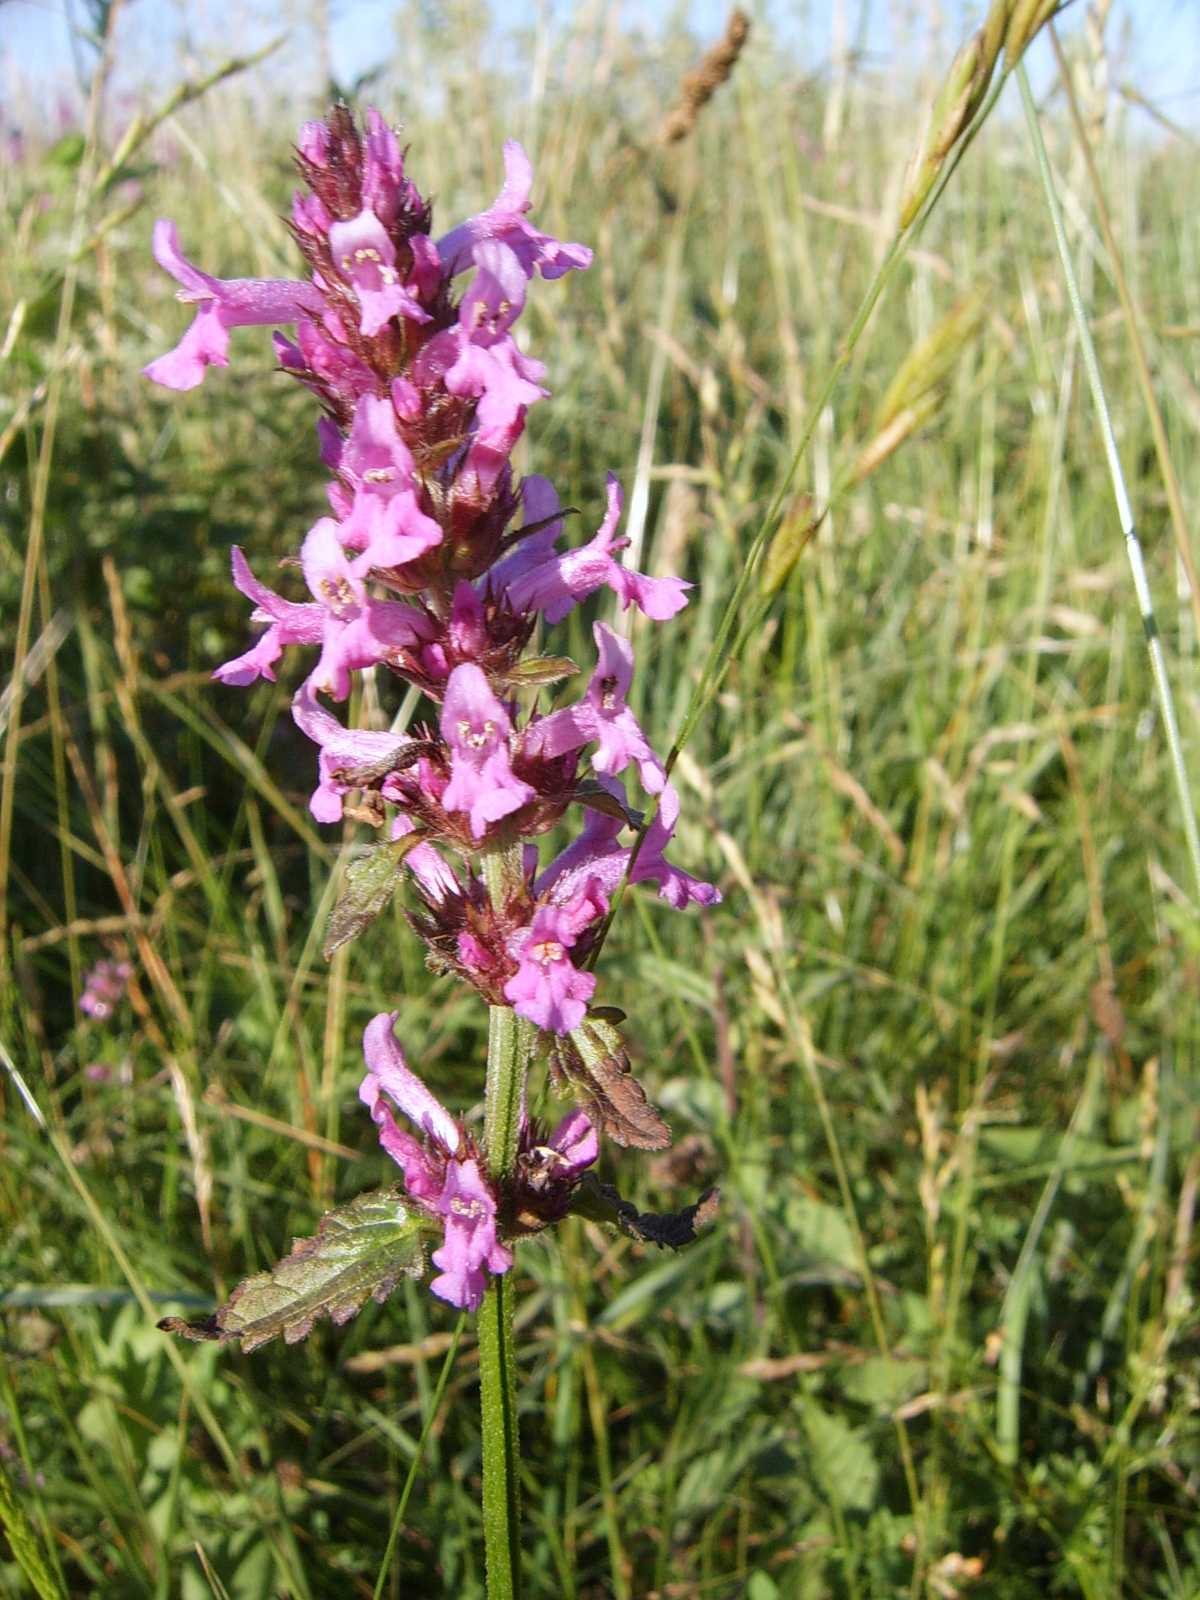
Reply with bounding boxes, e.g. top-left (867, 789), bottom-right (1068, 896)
top-left (849, 400), bottom-right (940, 486)
top-left (1004, 0), bottom-right (1066, 60)
top-left (899, 30), bottom-right (997, 227)
top-left (877, 293), bottom-right (986, 429)
top-left (658, 8), bottom-right (751, 145)
top-left (980, 0), bottom-right (1012, 65)
top-left (760, 499), bottom-right (821, 599)
top-left (899, 1), bottom-right (1066, 230)
top-left (851, 294), bottom-right (985, 481)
